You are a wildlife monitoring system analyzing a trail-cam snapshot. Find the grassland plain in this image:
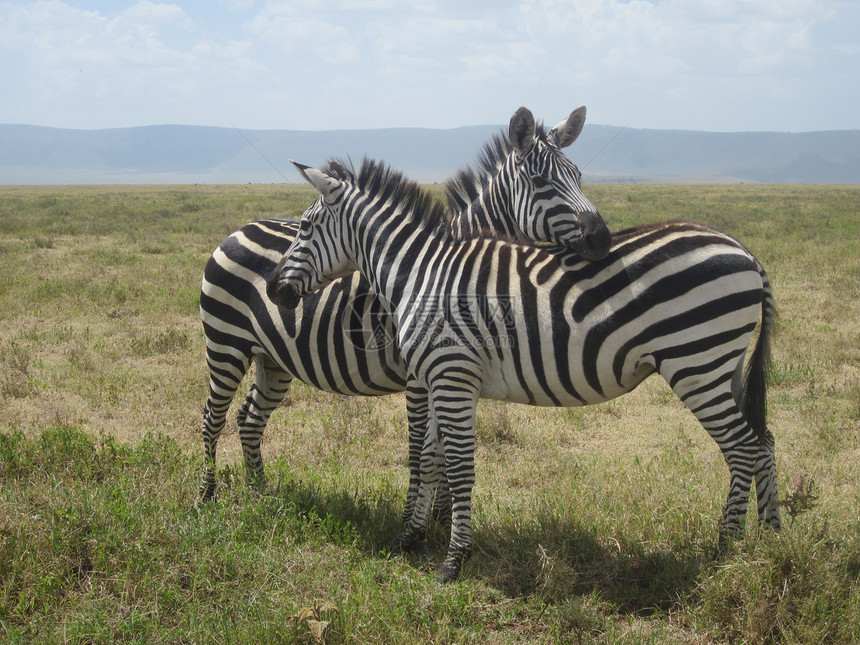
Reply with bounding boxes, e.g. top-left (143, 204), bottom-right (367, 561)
top-left (0, 183), bottom-right (858, 644)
